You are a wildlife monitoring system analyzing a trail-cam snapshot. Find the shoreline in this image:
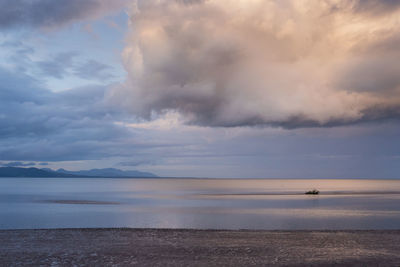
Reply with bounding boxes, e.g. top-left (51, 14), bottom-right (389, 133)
top-left (2, 227), bottom-right (400, 232)
top-left (1, 229), bottom-right (400, 266)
